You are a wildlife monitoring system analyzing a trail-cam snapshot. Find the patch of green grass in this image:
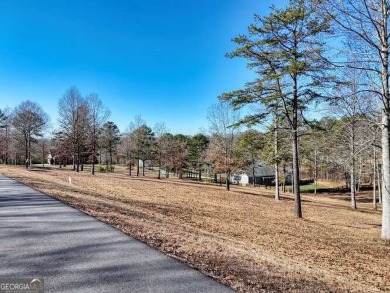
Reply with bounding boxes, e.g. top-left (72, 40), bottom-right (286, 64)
top-left (284, 182), bottom-right (332, 192)
top-left (299, 183), bottom-right (329, 191)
